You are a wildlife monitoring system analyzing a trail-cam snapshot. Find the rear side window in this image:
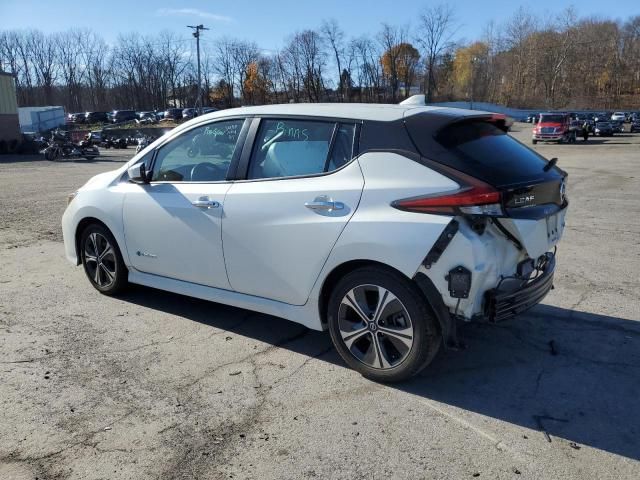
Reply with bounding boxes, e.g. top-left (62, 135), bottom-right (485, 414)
top-left (248, 119), bottom-right (355, 179)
